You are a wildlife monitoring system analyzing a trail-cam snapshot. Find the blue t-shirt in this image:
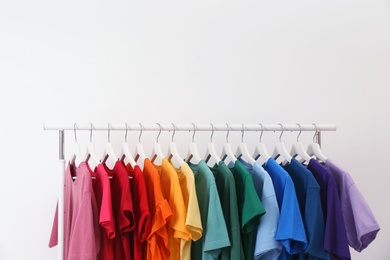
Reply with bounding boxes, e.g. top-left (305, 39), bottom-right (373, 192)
top-left (307, 159), bottom-right (351, 260)
top-left (239, 159), bottom-right (282, 260)
top-left (283, 158), bottom-right (329, 260)
top-left (189, 160), bottom-right (231, 260)
top-left (264, 158), bottom-right (307, 260)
